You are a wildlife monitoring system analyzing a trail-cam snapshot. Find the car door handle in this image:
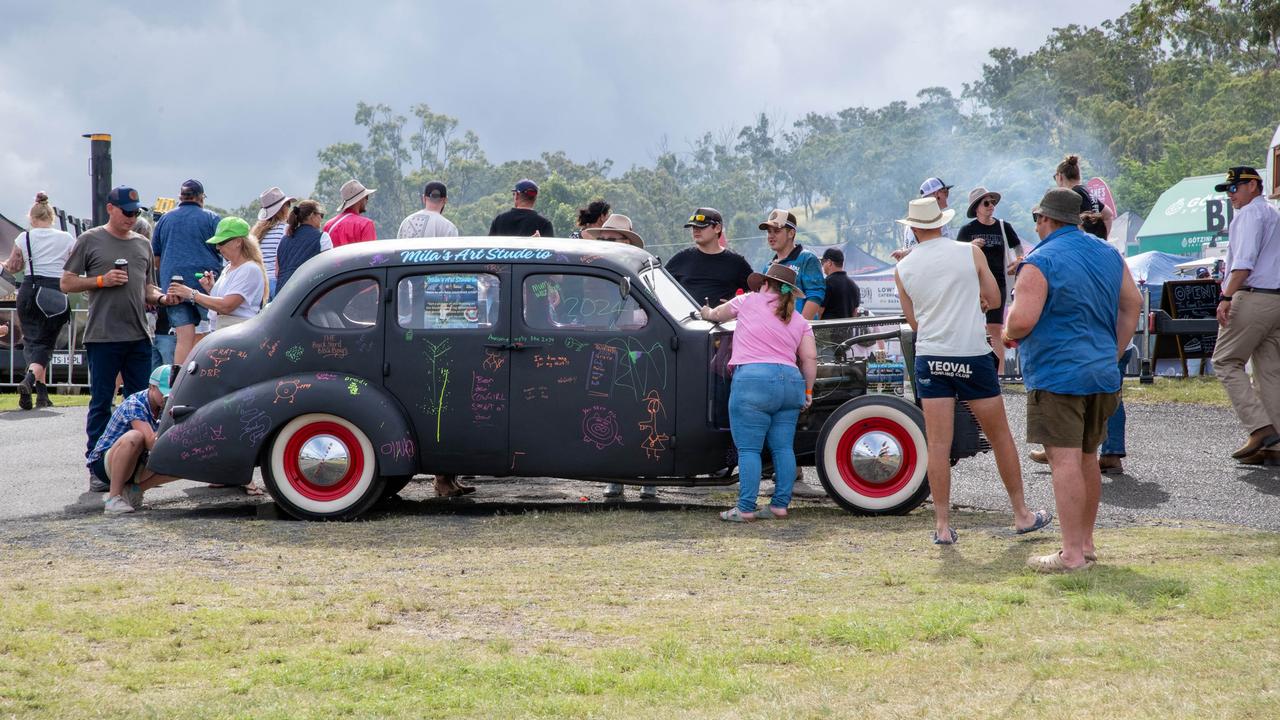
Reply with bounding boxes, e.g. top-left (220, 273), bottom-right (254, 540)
top-left (509, 343), bottom-right (546, 351)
